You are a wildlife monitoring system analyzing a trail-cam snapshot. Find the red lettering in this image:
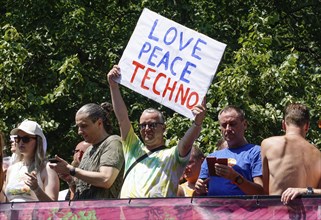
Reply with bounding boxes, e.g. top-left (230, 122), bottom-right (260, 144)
top-left (130, 62), bottom-right (200, 112)
top-left (186, 92), bottom-right (199, 109)
top-left (175, 84), bottom-right (190, 105)
top-left (141, 68), bottom-right (156, 90)
top-left (162, 77), bottom-right (177, 101)
top-left (131, 61), bottom-right (145, 83)
top-left (153, 72), bottom-right (166, 95)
